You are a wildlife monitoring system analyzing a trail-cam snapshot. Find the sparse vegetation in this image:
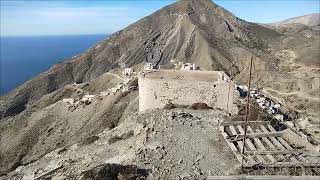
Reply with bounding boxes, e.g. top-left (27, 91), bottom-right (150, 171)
top-left (57, 147), bottom-right (68, 154)
top-left (79, 136), bottom-right (100, 146)
top-left (190, 103), bottom-right (212, 110)
top-left (108, 130), bottom-right (134, 144)
top-left (163, 102), bottom-right (189, 109)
